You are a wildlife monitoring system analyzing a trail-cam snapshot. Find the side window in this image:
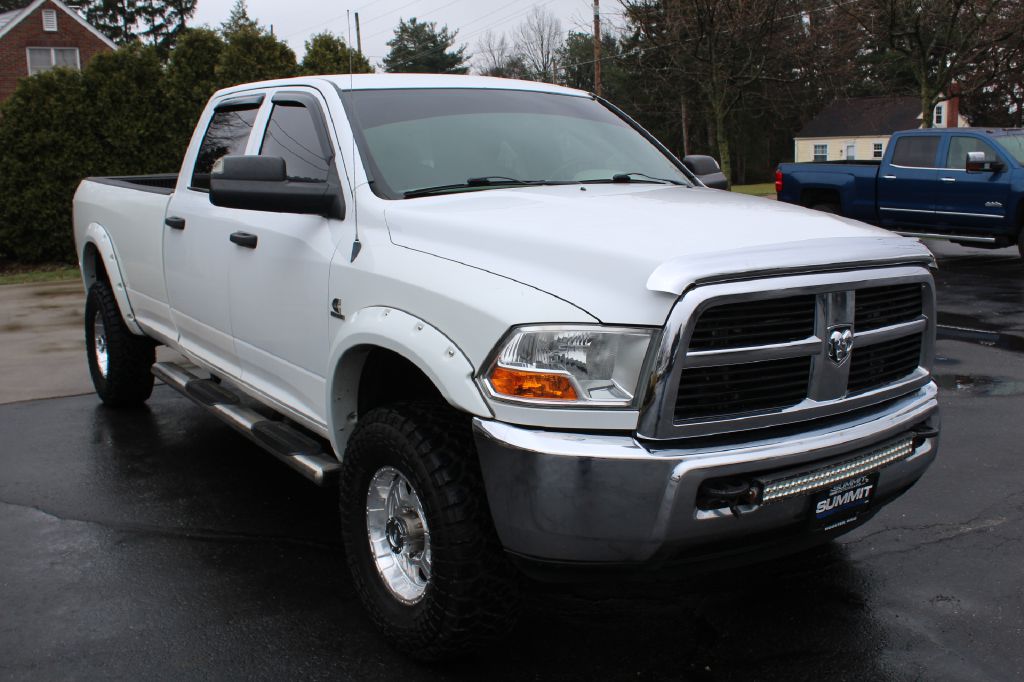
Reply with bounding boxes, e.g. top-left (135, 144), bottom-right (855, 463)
top-left (890, 136), bottom-right (940, 168)
top-left (191, 104), bottom-right (260, 190)
top-left (945, 137), bottom-right (999, 170)
top-left (260, 101), bottom-right (332, 182)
